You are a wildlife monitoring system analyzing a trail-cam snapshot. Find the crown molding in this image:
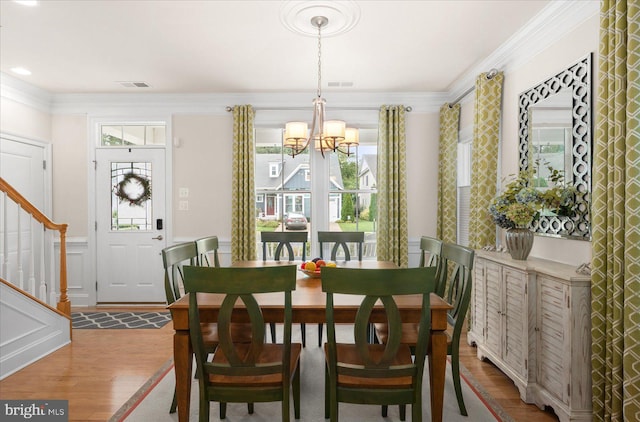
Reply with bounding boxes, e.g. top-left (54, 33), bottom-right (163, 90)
top-left (48, 91), bottom-right (447, 115)
top-left (447, 0), bottom-right (599, 104)
top-left (0, 72), bottom-right (53, 113)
